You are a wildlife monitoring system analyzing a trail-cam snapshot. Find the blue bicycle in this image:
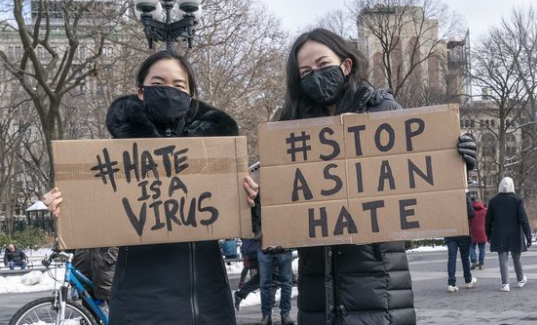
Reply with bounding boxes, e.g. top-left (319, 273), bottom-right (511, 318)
top-left (9, 249), bottom-right (108, 325)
